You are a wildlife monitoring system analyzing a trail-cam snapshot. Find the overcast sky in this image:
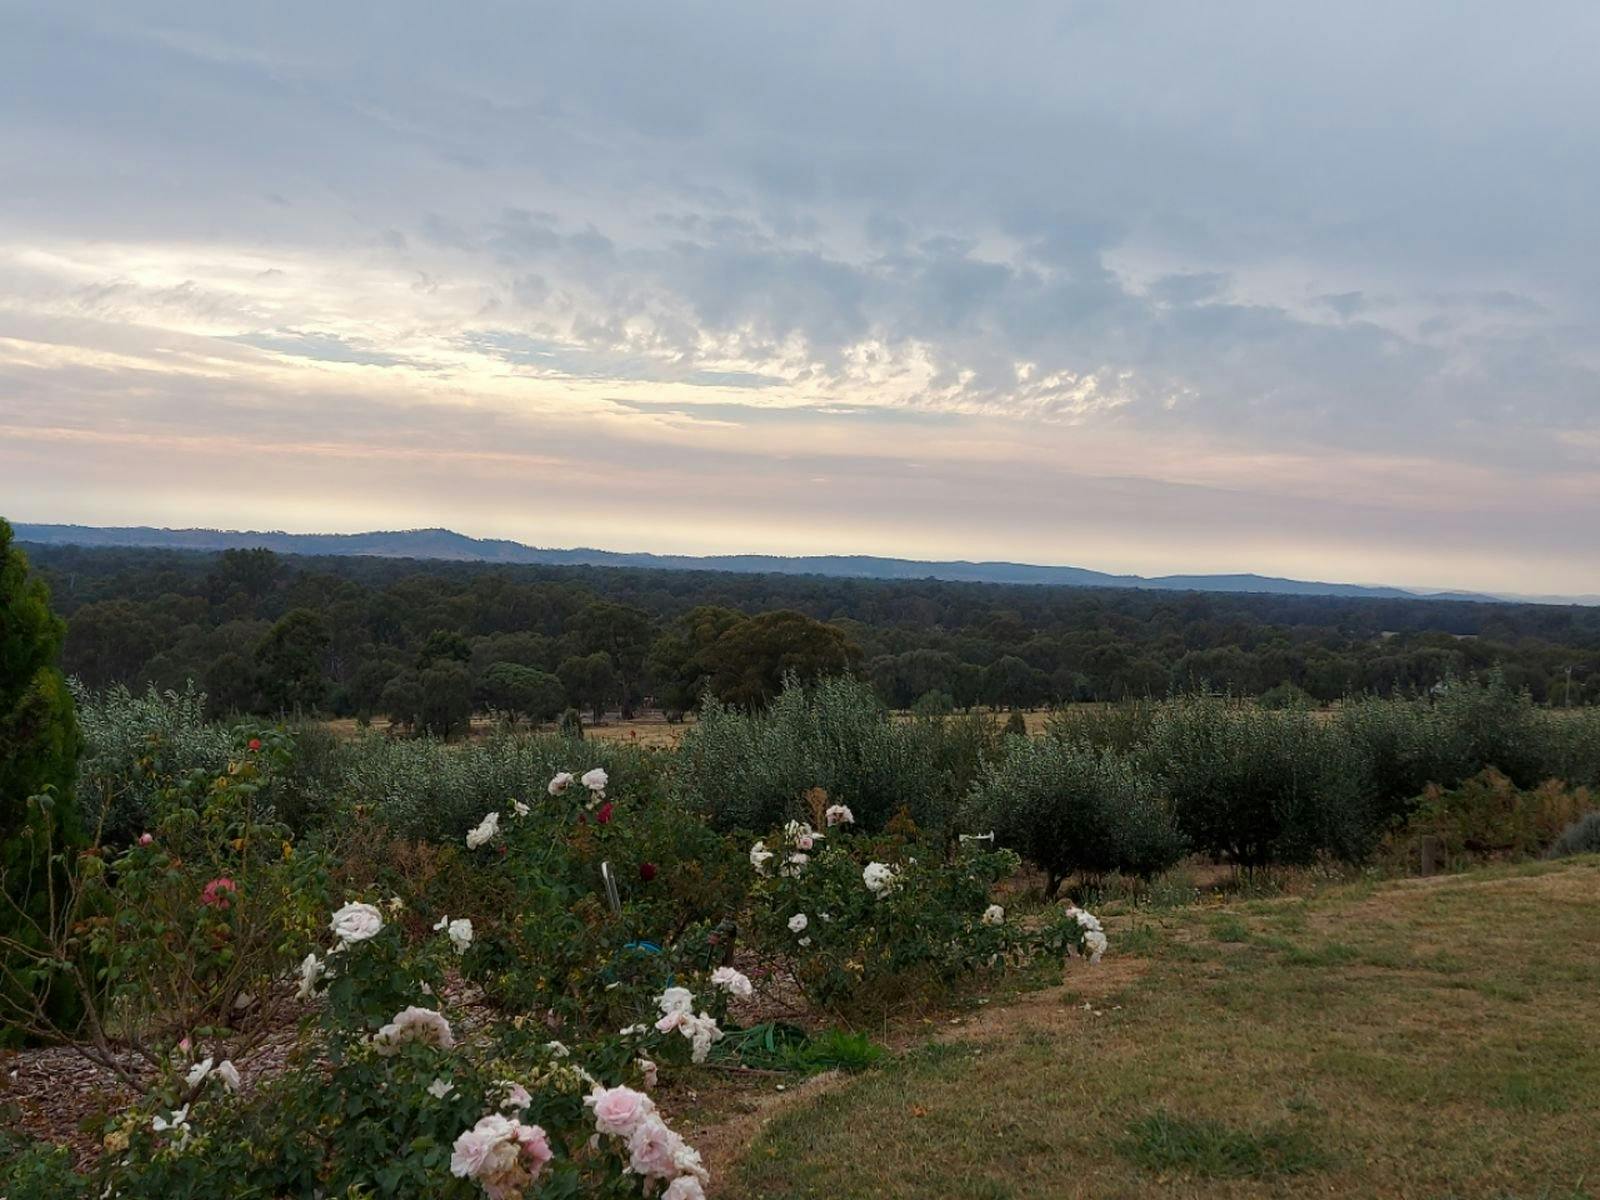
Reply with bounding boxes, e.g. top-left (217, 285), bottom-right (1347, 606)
top-left (2, 2), bottom-right (1597, 593)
